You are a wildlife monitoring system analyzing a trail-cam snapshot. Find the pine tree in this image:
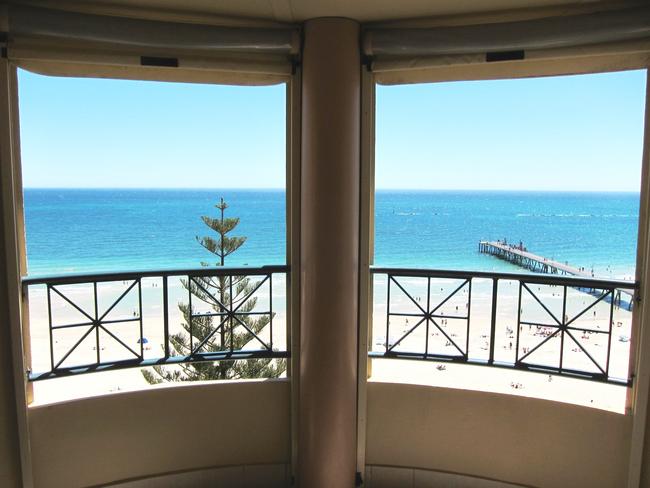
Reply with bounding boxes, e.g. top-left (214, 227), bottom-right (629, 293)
top-left (143, 198), bottom-right (285, 383)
